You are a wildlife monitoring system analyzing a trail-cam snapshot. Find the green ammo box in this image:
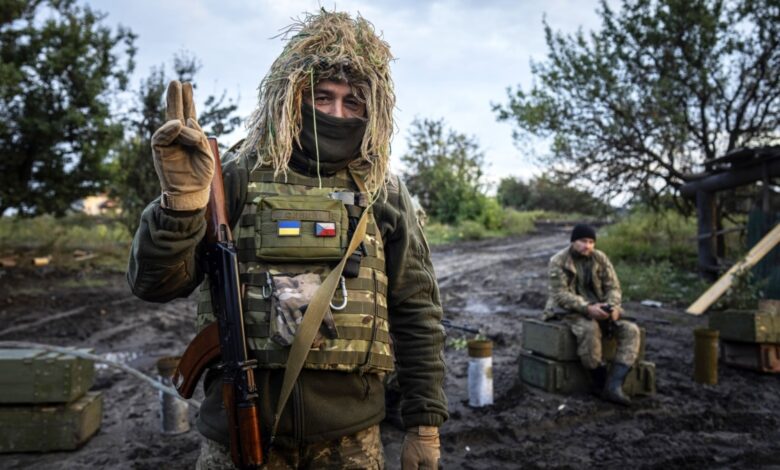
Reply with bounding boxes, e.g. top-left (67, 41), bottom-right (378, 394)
top-left (709, 308), bottom-right (780, 343)
top-left (0, 391), bottom-right (103, 453)
top-left (0, 349), bottom-right (95, 404)
top-left (622, 361), bottom-right (656, 397)
top-left (521, 319), bottom-right (646, 362)
top-left (518, 351), bottom-right (656, 397)
top-left (517, 350), bottom-right (589, 393)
